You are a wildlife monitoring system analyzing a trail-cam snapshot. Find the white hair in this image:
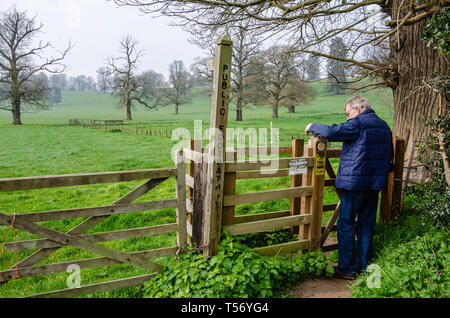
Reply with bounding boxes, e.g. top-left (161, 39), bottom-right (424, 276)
top-left (346, 96), bottom-right (371, 113)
